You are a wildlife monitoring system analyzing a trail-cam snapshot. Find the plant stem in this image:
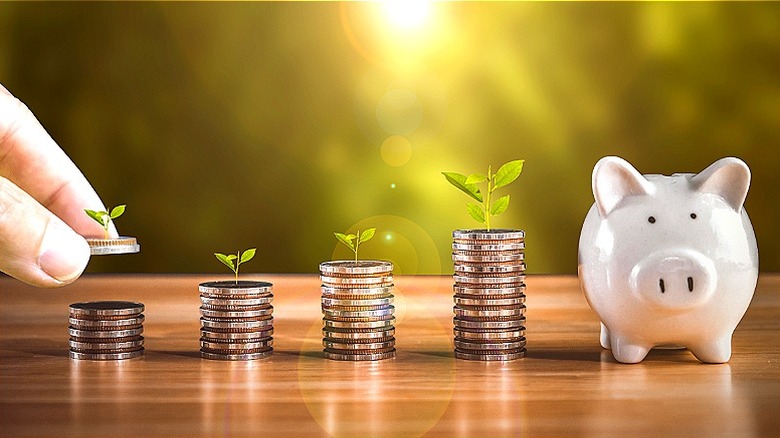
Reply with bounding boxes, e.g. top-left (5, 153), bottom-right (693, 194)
top-left (354, 230), bottom-right (360, 264)
top-left (235, 250), bottom-right (240, 284)
top-left (485, 165), bottom-right (492, 231)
